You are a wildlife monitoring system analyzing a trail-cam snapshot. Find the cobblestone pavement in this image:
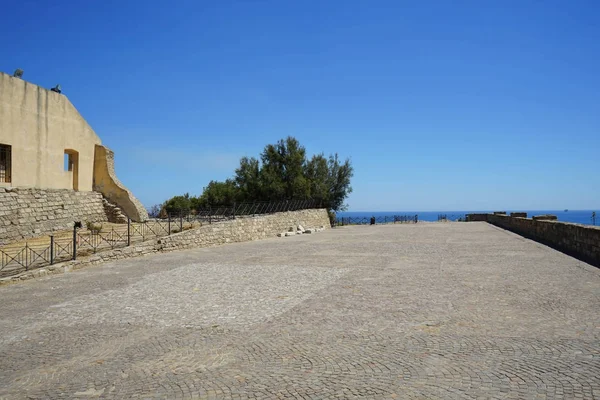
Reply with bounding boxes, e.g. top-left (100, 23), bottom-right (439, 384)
top-left (1, 222), bottom-right (599, 399)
